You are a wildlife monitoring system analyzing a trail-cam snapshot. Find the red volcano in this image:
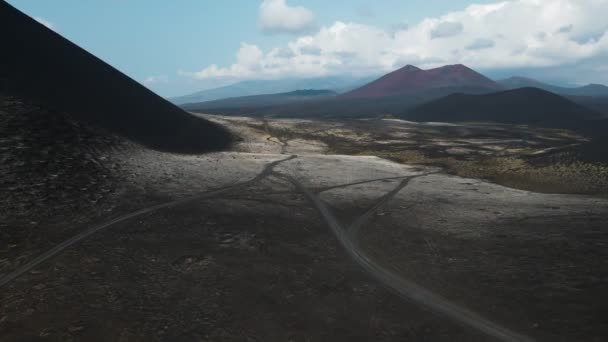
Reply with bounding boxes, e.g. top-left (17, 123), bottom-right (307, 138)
top-left (343, 64), bottom-right (503, 98)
